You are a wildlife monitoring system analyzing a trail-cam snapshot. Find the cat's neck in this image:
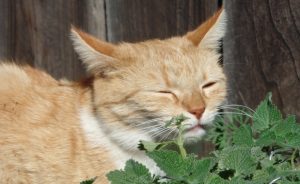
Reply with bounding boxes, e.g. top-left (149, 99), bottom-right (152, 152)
top-left (74, 77), bottom-right (151, 154)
